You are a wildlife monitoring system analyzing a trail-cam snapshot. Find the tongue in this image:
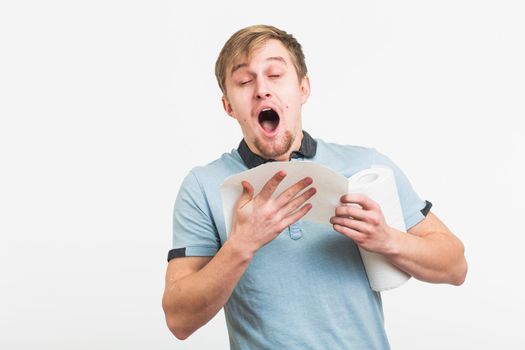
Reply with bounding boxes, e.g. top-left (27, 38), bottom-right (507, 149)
top-left (261, 120), bottom-right (278, 132)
